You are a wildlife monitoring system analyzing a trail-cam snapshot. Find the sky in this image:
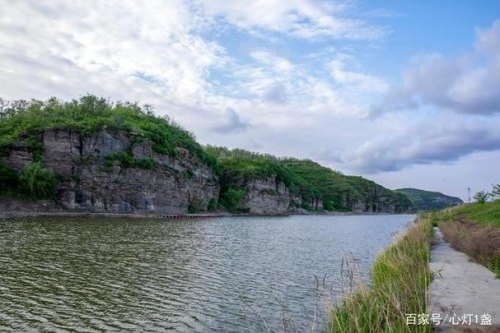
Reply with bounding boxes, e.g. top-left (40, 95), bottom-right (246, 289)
top-left (1, 0), bottom-right (499, 201)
